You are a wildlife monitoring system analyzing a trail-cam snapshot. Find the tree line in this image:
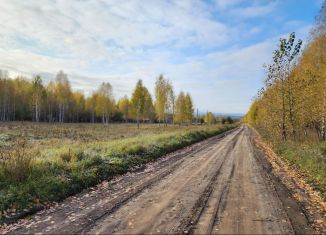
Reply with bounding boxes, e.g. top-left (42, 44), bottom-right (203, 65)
top-left (244, 1), bottom-right (326, 141)
top-left (0, 71), bottom-right (198, 126)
